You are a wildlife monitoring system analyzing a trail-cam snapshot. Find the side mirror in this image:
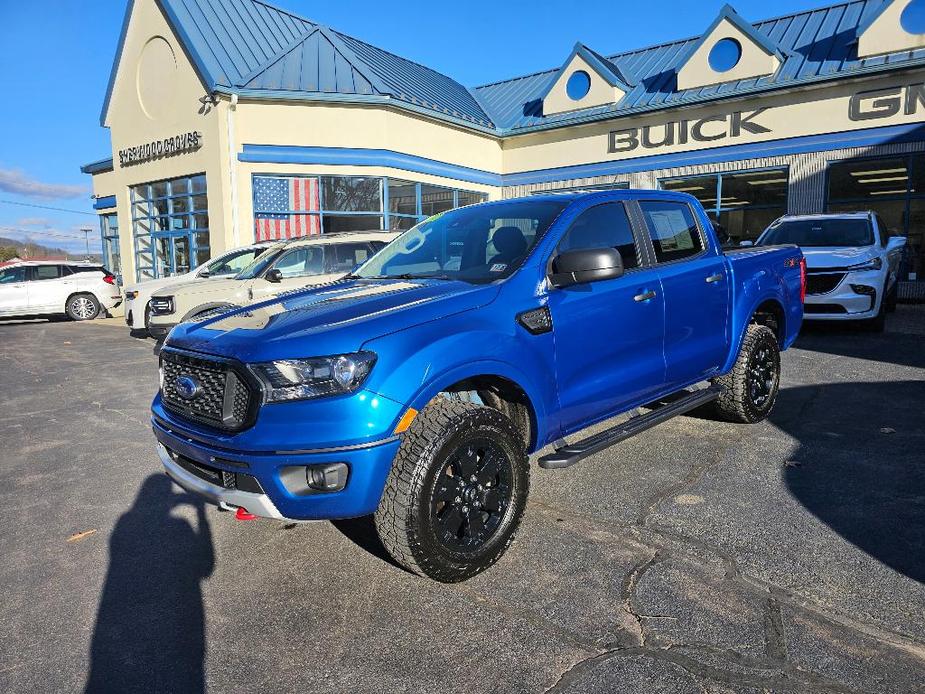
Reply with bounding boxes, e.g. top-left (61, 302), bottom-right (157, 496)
top-left (739, 240), bottom-right (754, 247)
top-left (549, 248), bottom-right (624, 288)
top-left (265, 268), bottom-right (283, 283)
top-left (887, 236), bottom-right (906, 251)
top-left (198, 269), bottom-right (211, 278)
